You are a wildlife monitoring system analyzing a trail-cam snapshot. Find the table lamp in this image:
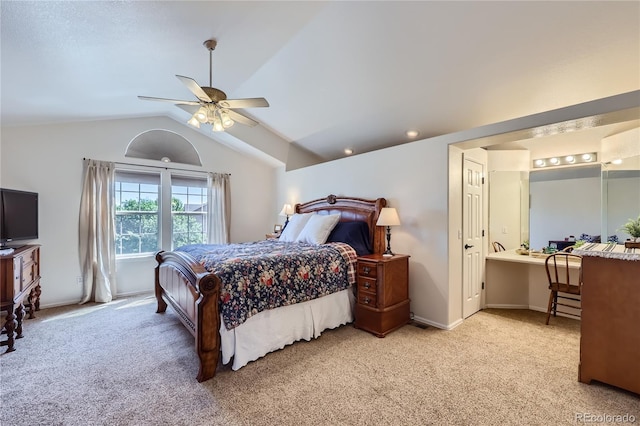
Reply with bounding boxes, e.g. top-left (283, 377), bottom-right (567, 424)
top-left (279, 203), bottom-right (294, 228)
top-left (376, 207), bottom-right (400, 256)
